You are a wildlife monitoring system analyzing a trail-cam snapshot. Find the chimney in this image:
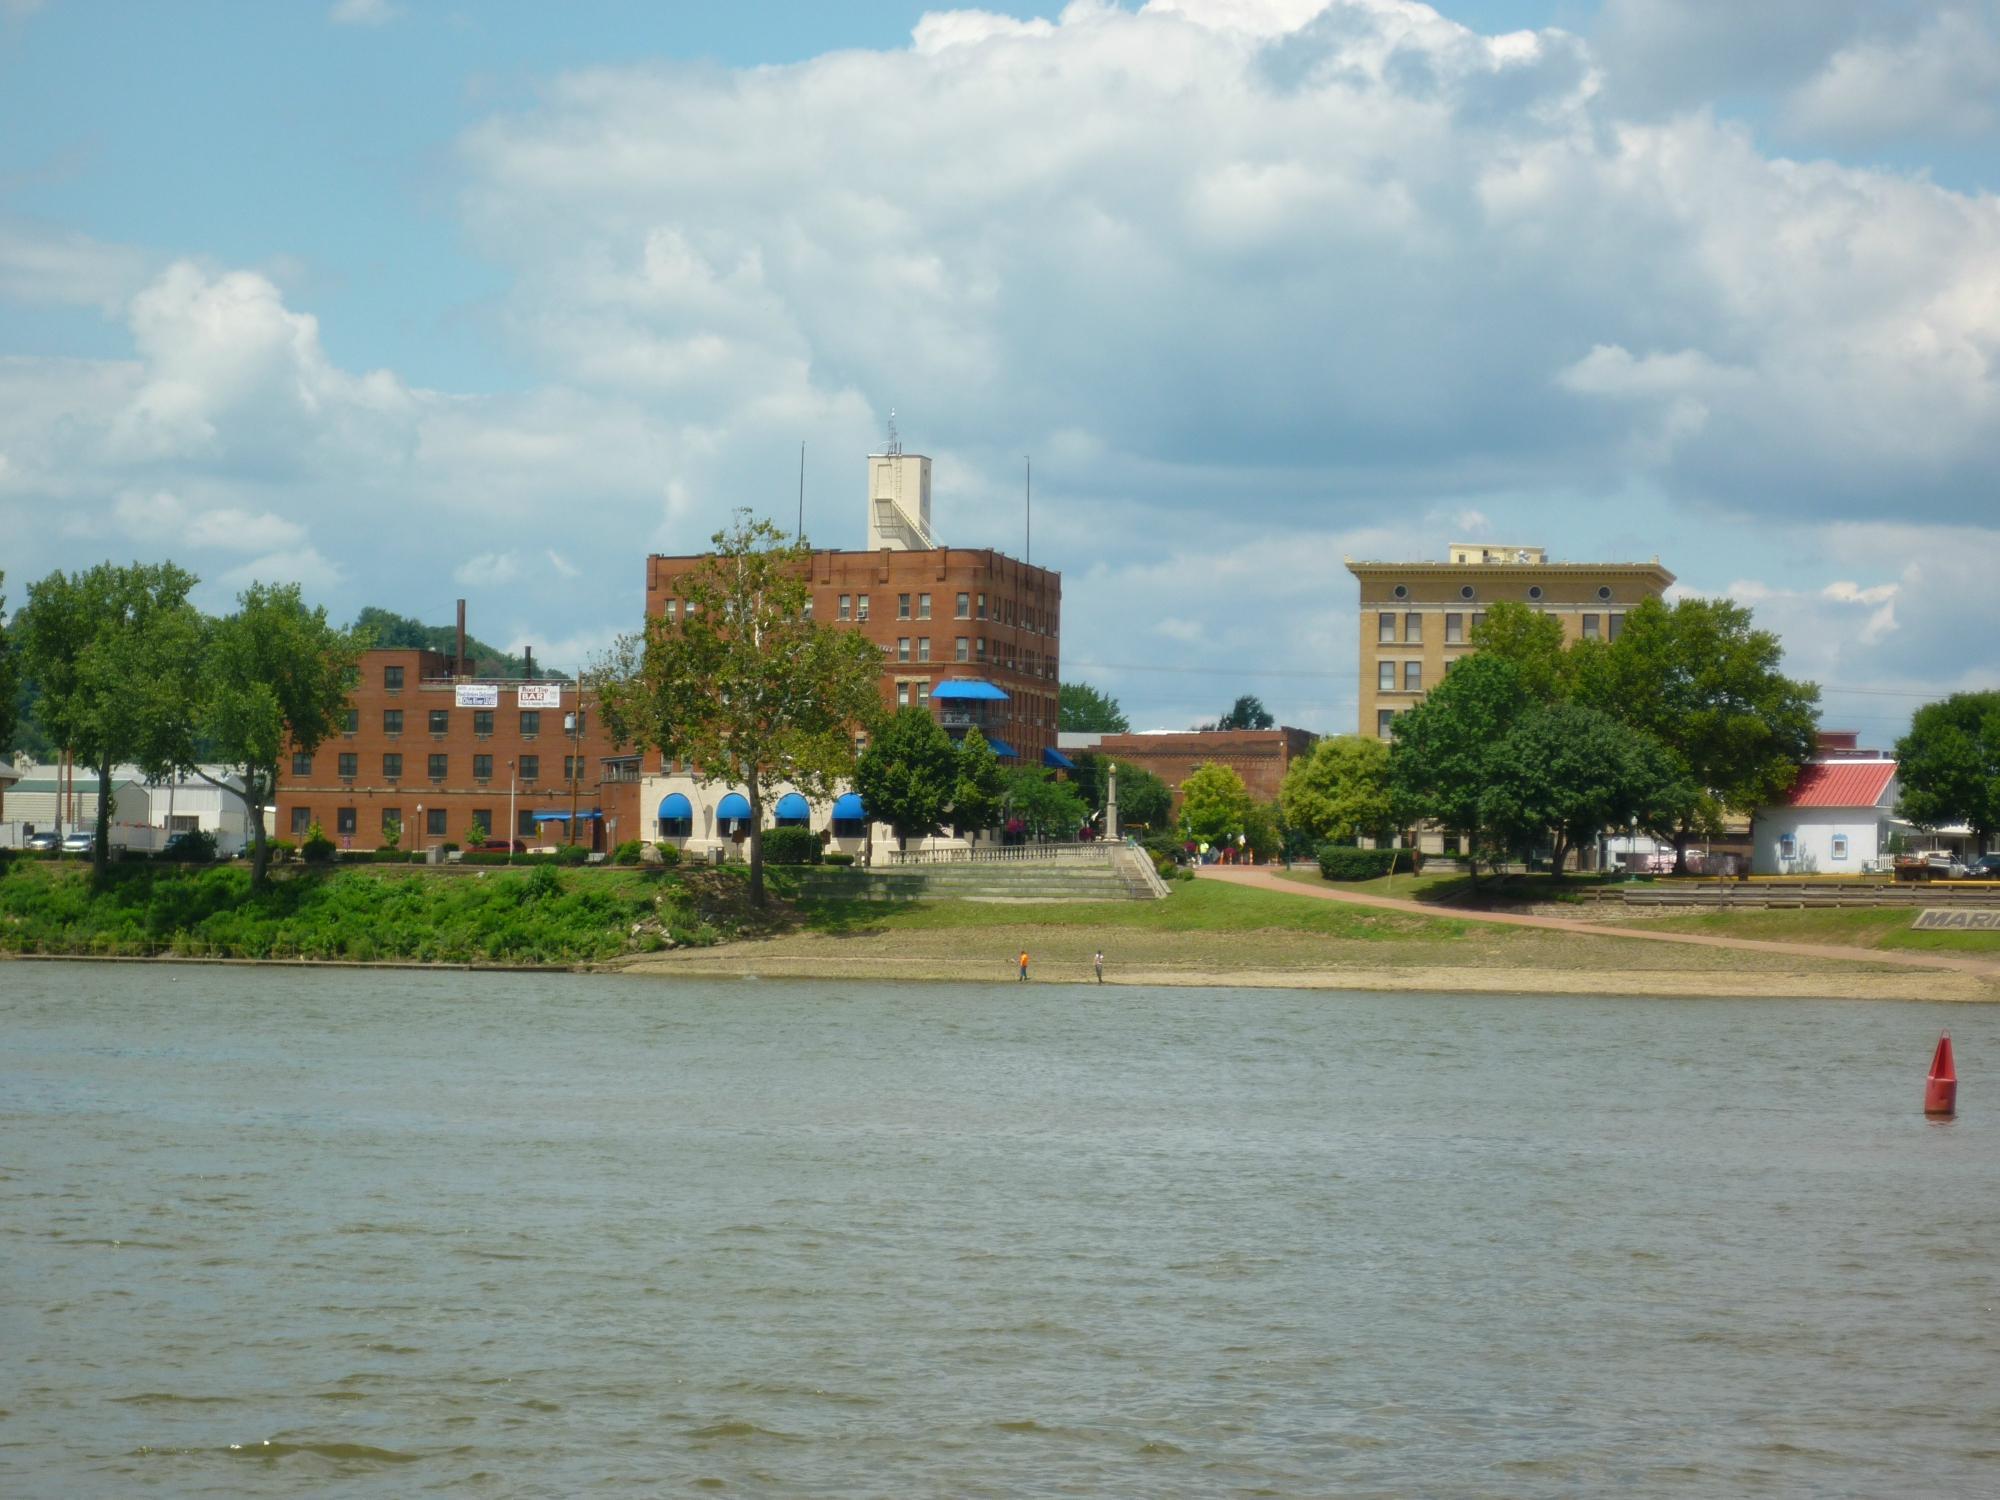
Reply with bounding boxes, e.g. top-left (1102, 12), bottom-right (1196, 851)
top-left (455, 599), bottom-right (467, 677)
top-left (523, 646), bottom-right (535, 681)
